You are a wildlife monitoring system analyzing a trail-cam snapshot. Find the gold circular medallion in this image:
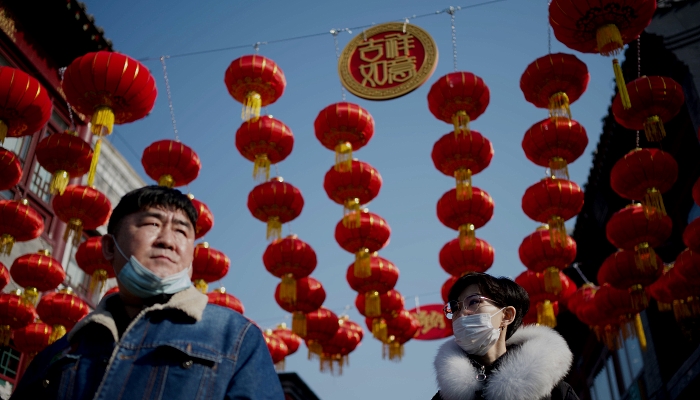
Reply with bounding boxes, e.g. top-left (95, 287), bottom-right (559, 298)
top-left (338, 22), bottom-right (438, 100)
